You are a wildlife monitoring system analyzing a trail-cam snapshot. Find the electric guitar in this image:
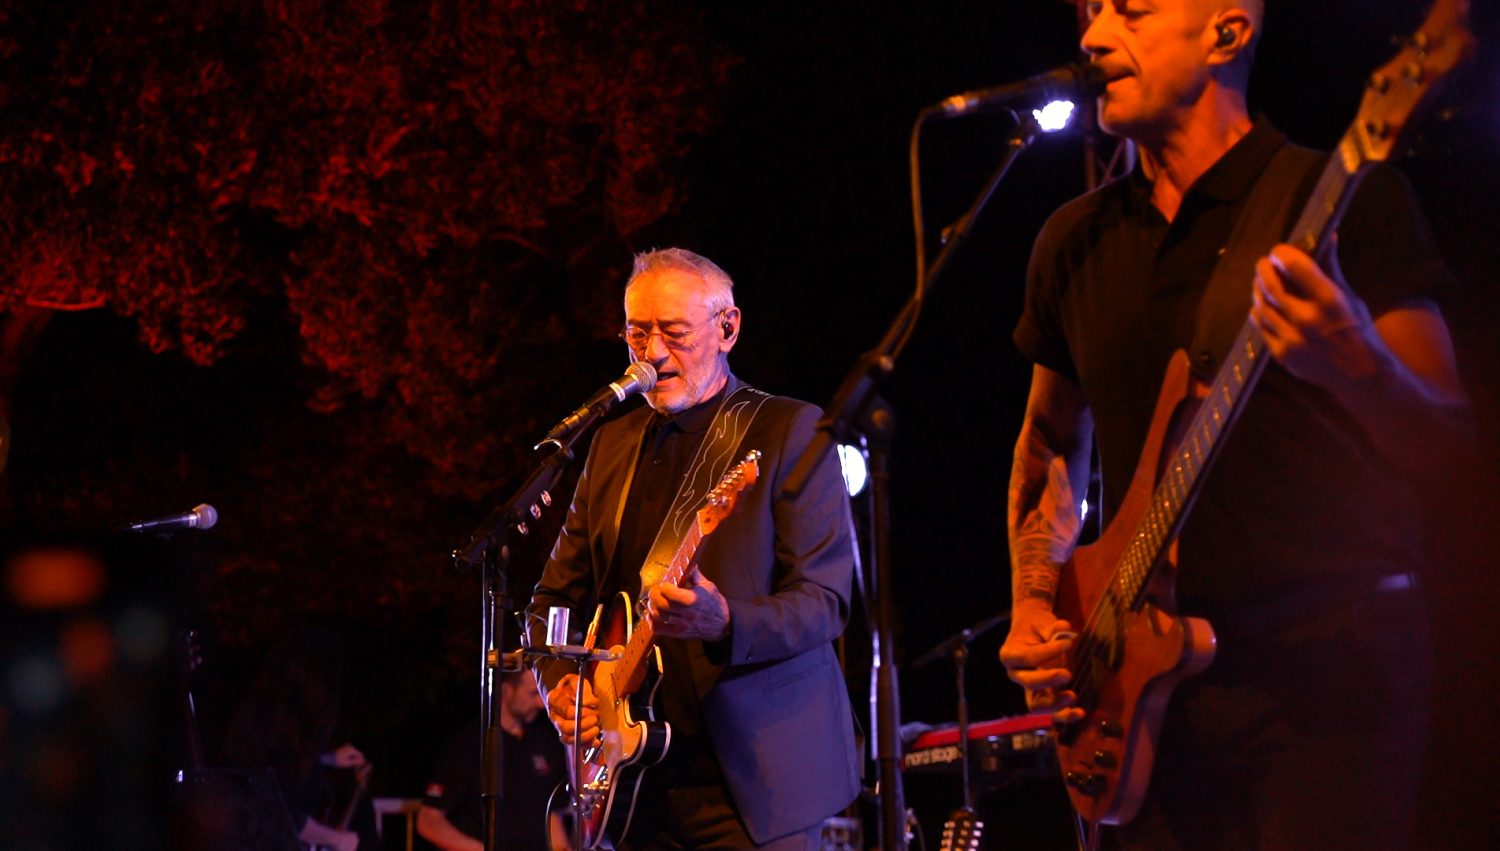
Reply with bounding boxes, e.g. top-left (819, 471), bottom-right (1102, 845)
top-left (569, 450), bottom-right (761, 849)
top-left (1051, 0), bottom-right (1474, 826)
